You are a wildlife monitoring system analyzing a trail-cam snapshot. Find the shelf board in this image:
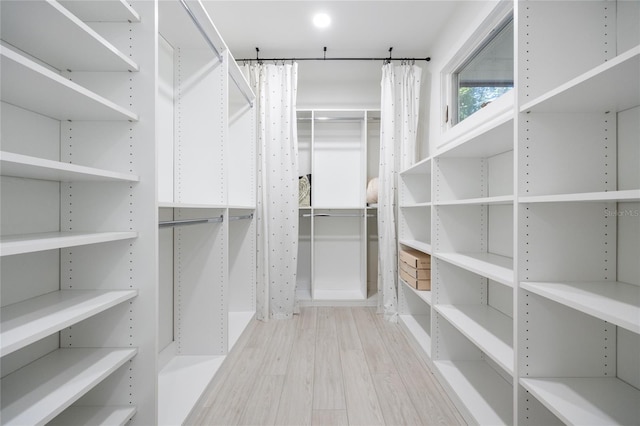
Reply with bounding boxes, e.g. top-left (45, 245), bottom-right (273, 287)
top-left (435, 304), bottom-right (514, 375)
top-left (1, 0), bottom-right (138, 72)
top-left (59, 0), bottom-right (140, 22)
top-left (48, 406), bottom-right (136, 426)
top-left (400, 202), bottom-right (432, 208)
top-left (519, 189), bottom-right (640, 204)
top-left (227, 204), bottom-right (257, 210)
top-left (0, 231), bottom-right (137, 257)
top-left (399, 239), bottom-right (432, 254)
top-left (158, 355), bottom-right (226, 426)
top-left (436, 102), bottom-right (514, 159)
top-left (400, 278), bottom-right (432, 306)
top-left (435, 252), bottom-right (514, 287)
top-left (436, 195), bottom-right (514, 206)
top-left (1, 289), bottom-right (137, 357)
top-left (400, 156), bottom-right (432, 175)
top-left (229, 311), bottom-right (255, 351)
top-left (520, 377), bottom-right (640, 426)
top-left (0, 151), bottom-right (139, 183)
top-left (398, 314), bottom-right (431, 358)
top-left (521, 45), bottom-right (640, 113)
top-left (434, 360), bottom-right (512, 425)
top-left (521, 281), bottom-right (640, 334)
top-left (158, 202), bottom-right (227, 209)
top-left (0, 347), bottom-right (137, 426)
top-left (0, 45), bottom-right (138, 121)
